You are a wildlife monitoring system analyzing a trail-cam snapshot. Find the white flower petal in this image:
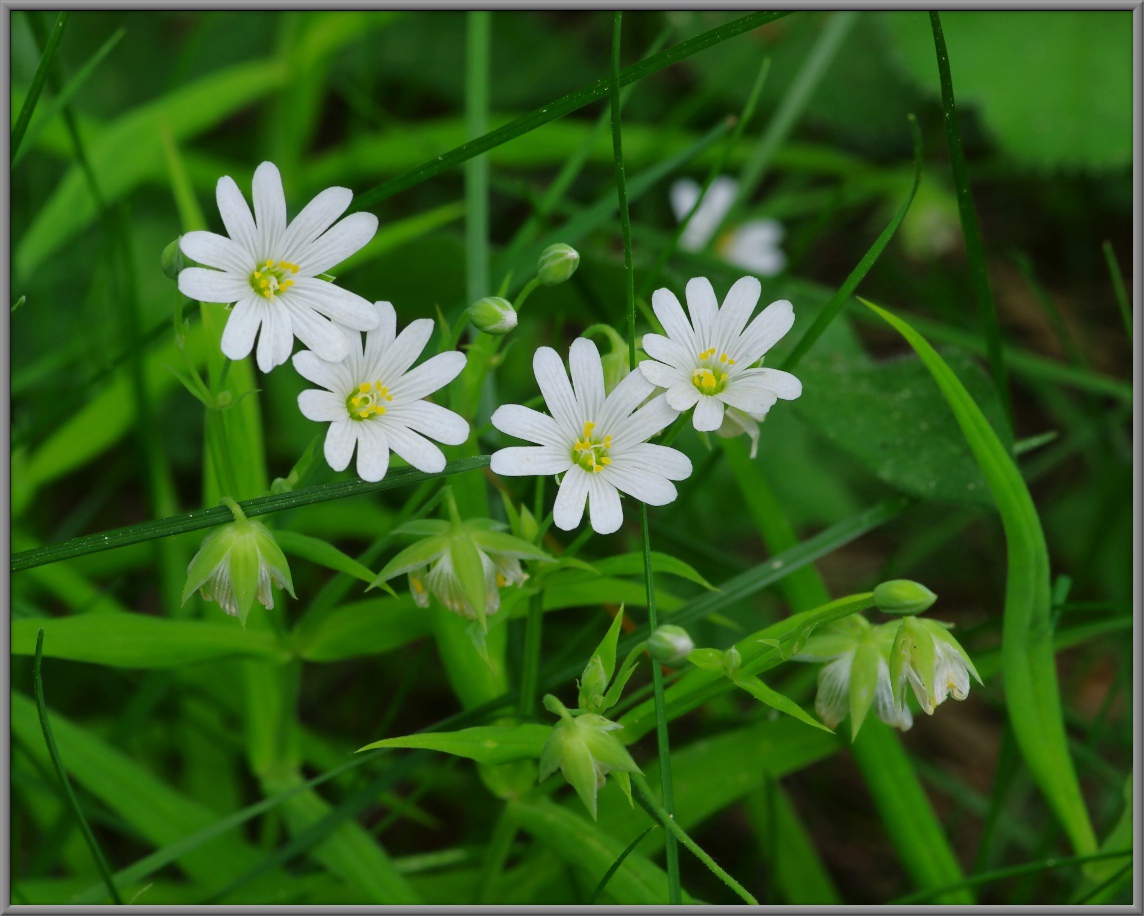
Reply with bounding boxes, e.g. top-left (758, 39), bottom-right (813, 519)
top-left (324, 419), bottom-right (358, 472)
top-left (355, 421), bottom-right (391, 482)
top-left (596, 366), bottom-right (655, 434)
top-left (278, 186), bottom-right (353, 261)
top-left (815, 654), bottom-right (854, 730)
top-left (569, 337), bottom-right (606, 418)
top-left (587, 474), bottom-right (624, 534)
top-left (603, 463), bottom-right (677, 506)
top-left (611, 392), bottom-right (676, 451)
top-left (692, 393), bottom-right (725, 432)
top-left (283, 299), bottom-right (349, 364)
top-left (179, 231), bottom-right (251, 275)
top-left (718, 377), bottom-right (780, 416)
top-left (617, 443), bottom-right (692, 481)
top-left (533, 346), bottom-right (580, 435)
top-left (552, 466), bottom-right (590, 531)
top-left (711, 275), bottom-right (761, 356)
top-left (491, 446), bottom-right (570, 477)
top-left (638, 359), bottom-right (685, 390)
top-left (216, 174), bottom-right (259, 260)
top-left (373, 317), bottom-right (434, 383)
top-left (490, 404), bottom-right (564, 448)
top-left (388, 351), bottom-right (466, 401)
top-left (736, 298), bottom-right (794, 364)
top-left (673, 176), bottom-right (737, 251)
top-left (256, 306), bottom-right (295, 372)
top-left (386, 423), bottom-right (447, 473)
top-left (219, 297), bottom-right (265, 362)
top-left (873, 657), bottom-right (913, 730)
top-left (287, 278), bottom-right (379, 331)
top-left (388, 401), bottom-right (469, 446)
top-left (753, 367), bottom-right (802, 400)
top-left (641, 334), bottom-right (694, 372)
top-left (296, 211), bottom-right (378, 277)
top-left (292, 348), bottom-right (353, 393)
top-left (724, 220), bottom-right (786, 277)
top-left (252, 162), bottom-right (287, 257)
top-left (298, 389), bottom-right (344, 422)
top-left (363, 301), bottom-right (398, 368)
top-left (651, 287), bottom-right (698, 356)
top-left (666, 383), bottom-right (701, 412)
top-left (684, 277), bottom-right (719, 345)
top-left (177, 267), bottom-right (249, 305)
